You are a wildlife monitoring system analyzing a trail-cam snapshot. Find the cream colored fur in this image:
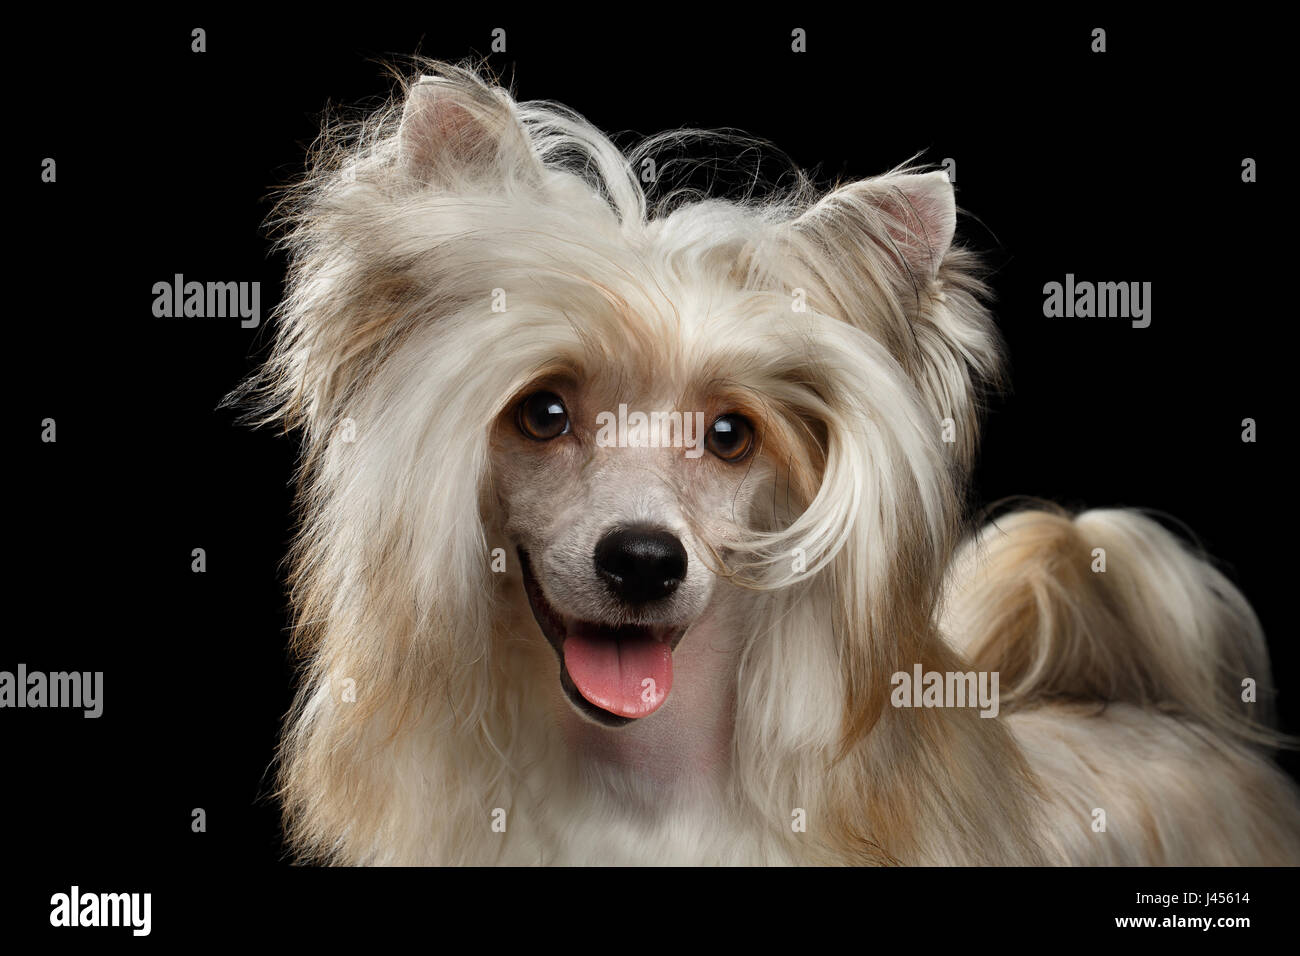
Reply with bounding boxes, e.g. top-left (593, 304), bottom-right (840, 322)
top-left (235, 60), bottom-right (1300, 865)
